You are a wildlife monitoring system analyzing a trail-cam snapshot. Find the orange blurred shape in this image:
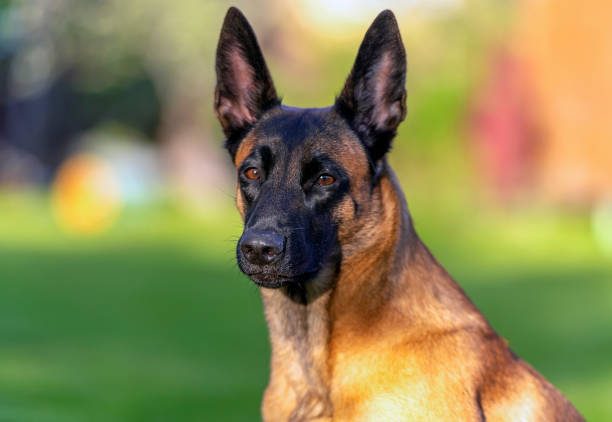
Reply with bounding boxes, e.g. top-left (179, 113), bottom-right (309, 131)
top-left (515, 0), bottom-right (612, 205)
top-left (52, 154), bottom-right (121, 234)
